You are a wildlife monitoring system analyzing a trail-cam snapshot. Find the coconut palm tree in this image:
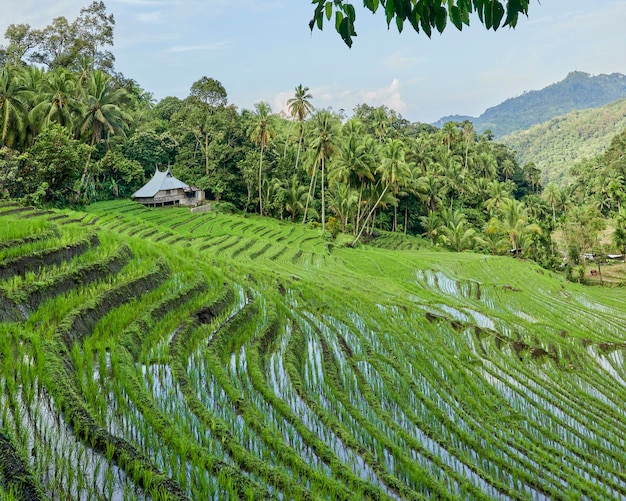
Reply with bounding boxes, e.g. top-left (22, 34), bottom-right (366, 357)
top-left (439, 208), bottom-right (478, 252)
top-left (284, 174), bottom-right (307, 222)
top-left (607, 175), bottom-right (625, 212)
top-left (286, 84), bottom-right (314, 172)
top-left (327, 181), bottom-right (358, 232)
top-left (475, 151), bottom-right (497, 179)
top-left (461, 120), bottom-right (476, 171)
top-left (262, 176), bottom-right (284, 218)
top-left (483, 179), bottom-right (512, 214)
top-left (249, 102), bottom-right (275, 216)
top-left (434, 147), bottom-right (463, 207)
top-left (542, 182), bottom-right (561, 221)
top-left (307, 110), bottom-right (340, 231)
top-left (330, 119), bottom-right (376, 229)
top-left (612, 207), bottom-right (626, 261)
top-left (501, 159), bottom-right (515, 181)
top-left (419, 210), bottom-right (440, 245)
top-left (416, 172), bottom-right (446, 212)
top-left (78, 70), bottom-right (132, 191)
top-left (352, 139), bottom-right (409, 245)
top-left (523, 162), bottom-right (542, 193)
top-left (398, 160), bottom-right (420, 235)
top-left (13, 66), bottom-right (47, 147)
top-left (30, 68), bottom-right (83, 134)
top-left (440, 121), bottom-right (459, 151)
top-left (381, 139), bottom-right (412, 231)
top-left (372, 107), bottom-right (389, 143)
top-left (496, 198), bottom-right (542, 254)
top-left (483, 217), bottom-right (511, 255)
top-left (0, 65), bottom-right (32, 149)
